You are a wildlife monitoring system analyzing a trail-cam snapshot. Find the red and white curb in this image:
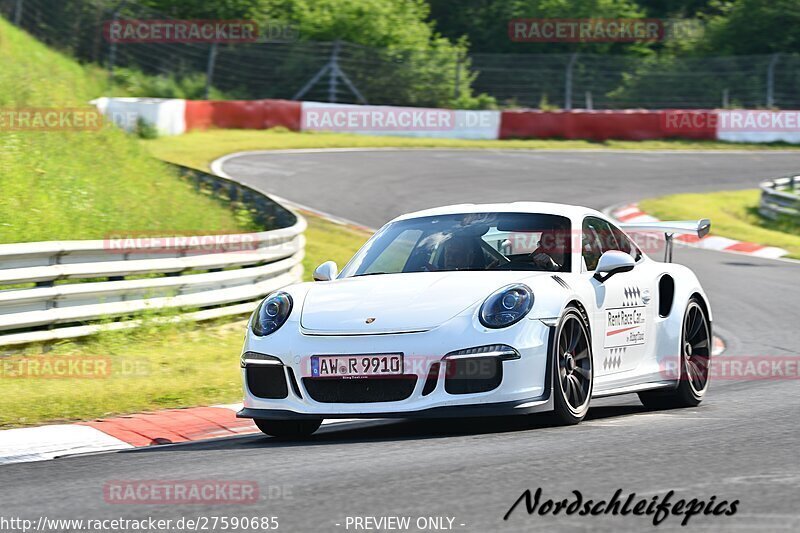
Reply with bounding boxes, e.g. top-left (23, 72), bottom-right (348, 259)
top-left (612, 204), bottom-right (789, 259)
top-left (0, 404), bottom-right (352, 466)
